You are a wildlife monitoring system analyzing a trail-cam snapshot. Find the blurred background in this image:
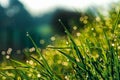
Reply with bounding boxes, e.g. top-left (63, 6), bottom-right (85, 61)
top-left (0, 0), bottom-right (119, 60)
